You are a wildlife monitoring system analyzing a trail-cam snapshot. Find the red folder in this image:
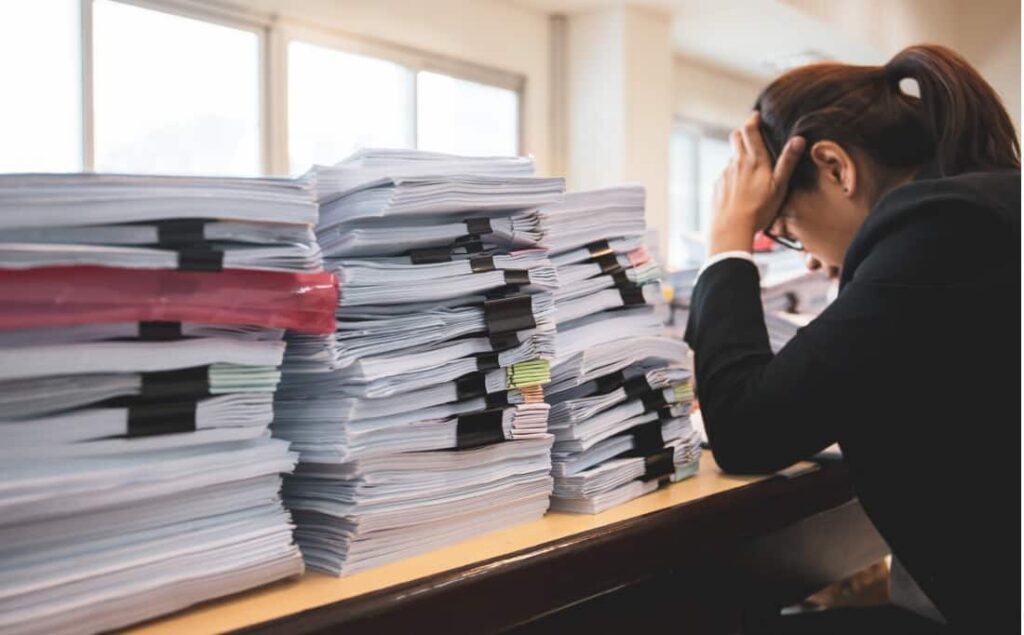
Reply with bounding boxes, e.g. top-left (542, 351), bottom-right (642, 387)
top-left (0, 266), bottom-right (338, 334)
